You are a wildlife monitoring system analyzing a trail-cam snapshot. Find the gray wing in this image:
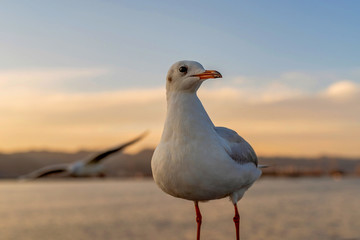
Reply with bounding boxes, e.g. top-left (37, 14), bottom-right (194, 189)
top-left (20, 164), bottom-right (69, 179)
top-left (215, 126), bottom-right (258, 166)
top-left (86, 131), bottom-right (148, 165)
